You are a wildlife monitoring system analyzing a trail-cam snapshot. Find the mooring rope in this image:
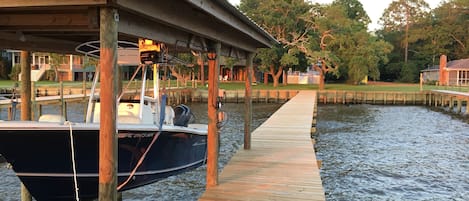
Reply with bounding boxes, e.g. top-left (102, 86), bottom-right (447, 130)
top-left (65, 121), bottom-right (80, 201)
top-left (117, 132), bottom-right (161, 190)
top-left (117, 95), bottom-right (167, 191)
